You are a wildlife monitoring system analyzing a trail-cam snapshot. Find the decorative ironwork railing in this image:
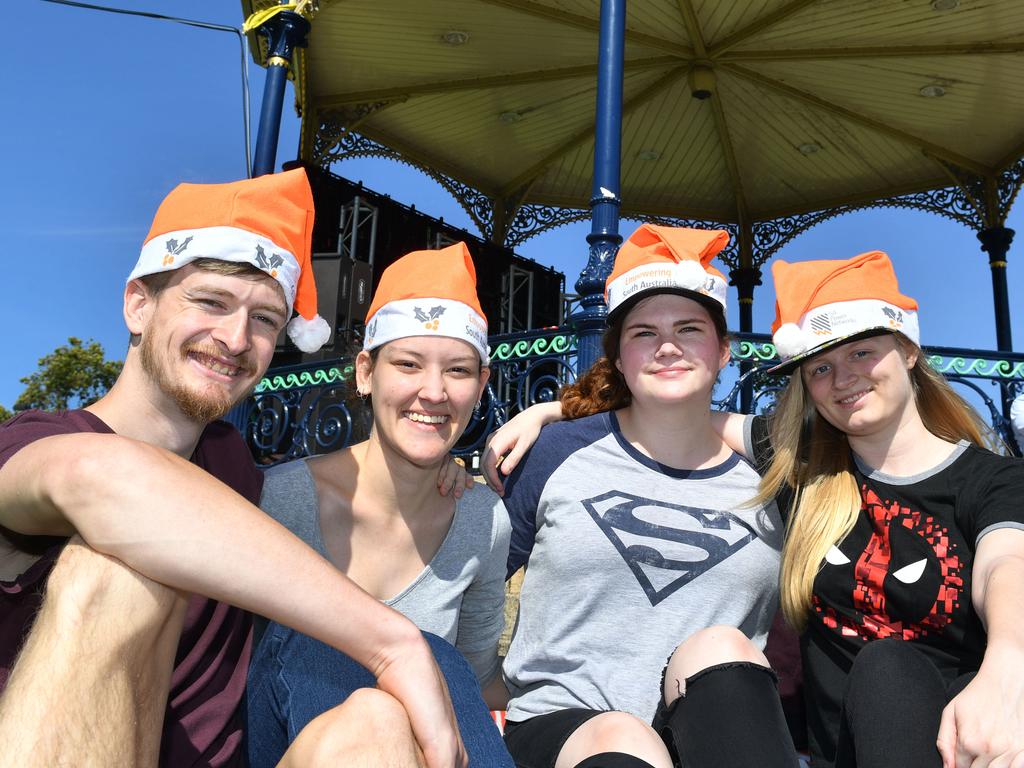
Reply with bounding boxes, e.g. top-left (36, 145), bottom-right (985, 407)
top-left (232, 330), bottom-right (1024, 465)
